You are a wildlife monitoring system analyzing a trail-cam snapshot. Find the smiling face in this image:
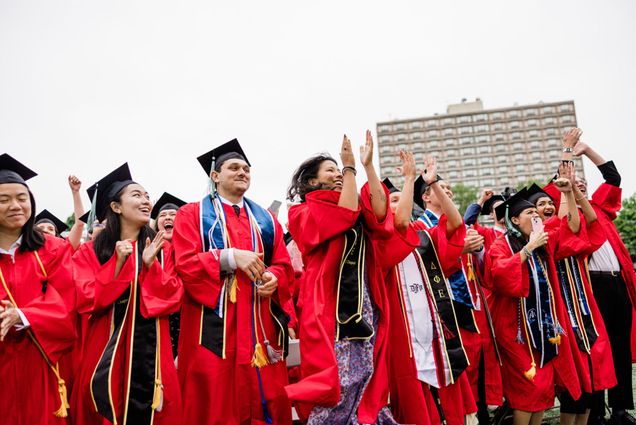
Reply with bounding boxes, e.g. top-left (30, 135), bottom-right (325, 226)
top-left (511, 207), bottom-right (540, 238)
top-left (309, 160), bottom-right (343, 192)
top-left (109, 184), bottom-right (152, 229)
top-left (535, 196), bottom-right (556, 220)
top-left (157, 209), bottom-right (177, 240)
top-left (575, 176), bottom-right (587, 196)
top-left (0, 183), bottom-right (32, 233)
top-left (212, 158), bottom-right (251, 198)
